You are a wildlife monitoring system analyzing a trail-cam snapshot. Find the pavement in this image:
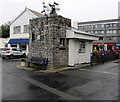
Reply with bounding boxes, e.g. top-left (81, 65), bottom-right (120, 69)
top-left (17, 61), bottom-right (91, 73)
top-left (1, 57), bottom-right (119, 101)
